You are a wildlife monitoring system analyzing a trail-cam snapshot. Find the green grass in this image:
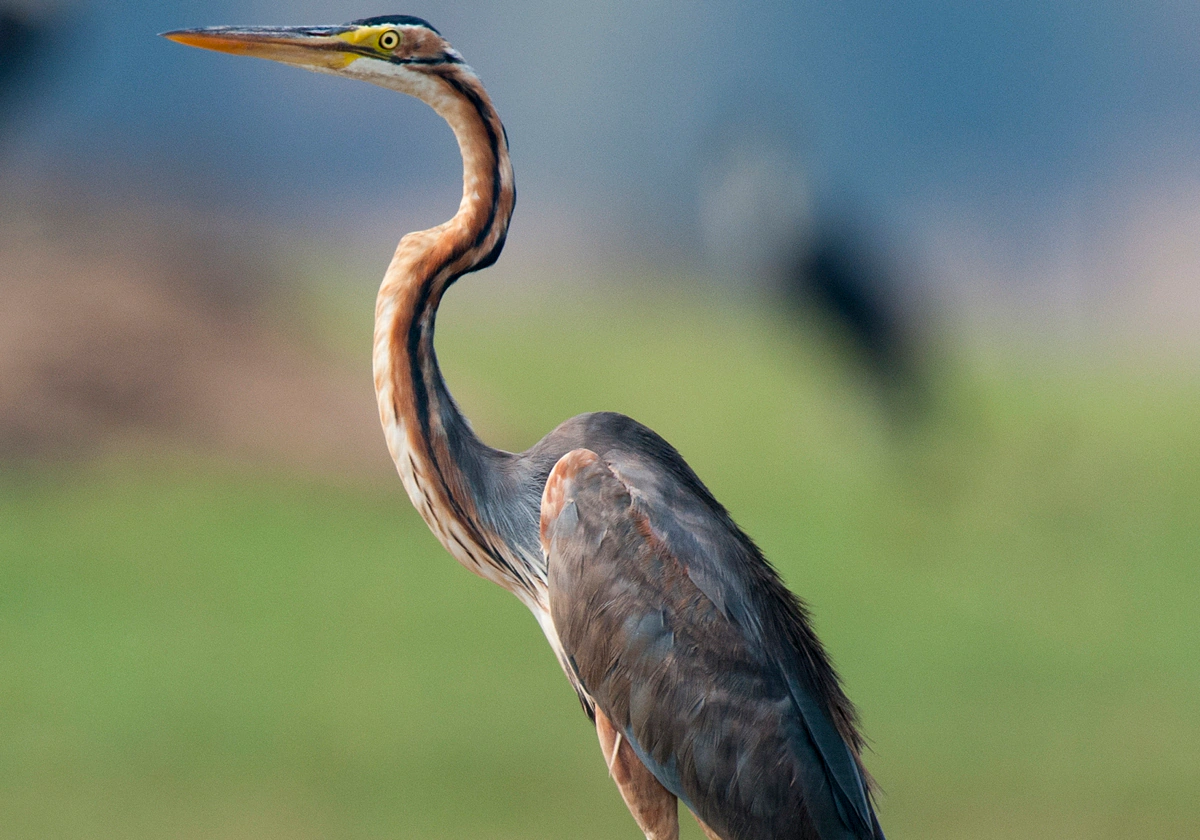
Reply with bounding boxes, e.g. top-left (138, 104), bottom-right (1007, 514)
top-left (2, 283), bottom-right (1198, 839)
